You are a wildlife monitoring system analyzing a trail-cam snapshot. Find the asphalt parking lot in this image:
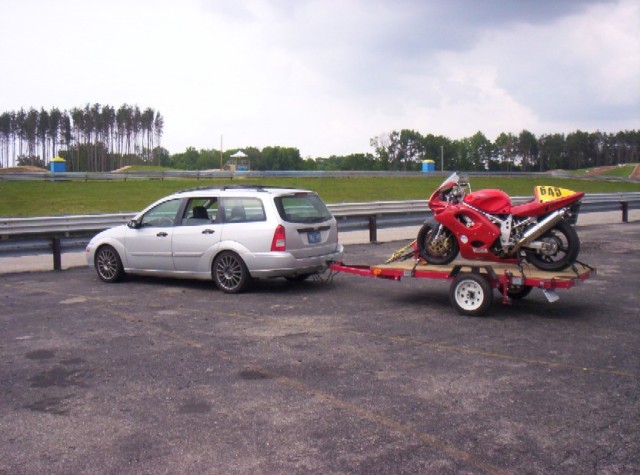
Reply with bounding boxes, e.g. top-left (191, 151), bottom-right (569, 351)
top-left (1, 222), bottom-right (639, 474)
